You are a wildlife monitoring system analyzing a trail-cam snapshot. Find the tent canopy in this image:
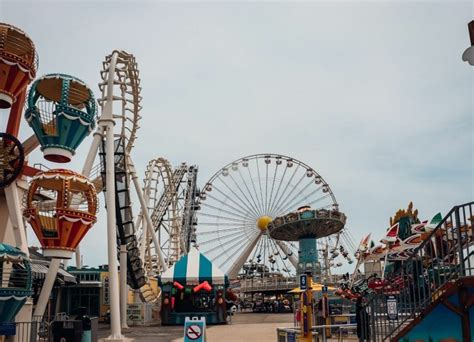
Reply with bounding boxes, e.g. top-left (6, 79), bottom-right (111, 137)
top-left (159, 247), bottom-right (228, 286)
